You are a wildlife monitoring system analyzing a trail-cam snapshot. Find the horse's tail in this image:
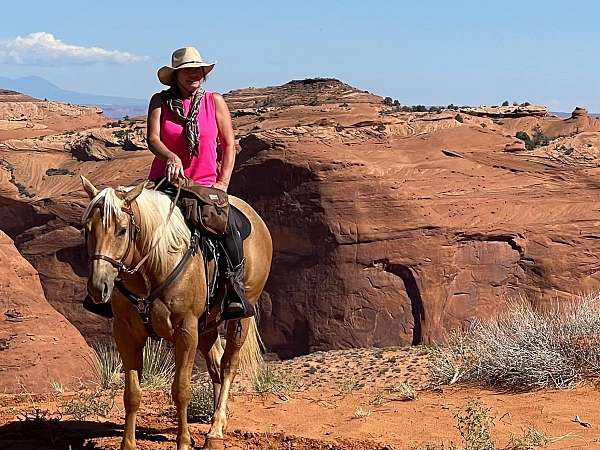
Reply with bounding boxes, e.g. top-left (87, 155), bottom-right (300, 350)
top-left (238, 316), bottom-right (263, 381)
